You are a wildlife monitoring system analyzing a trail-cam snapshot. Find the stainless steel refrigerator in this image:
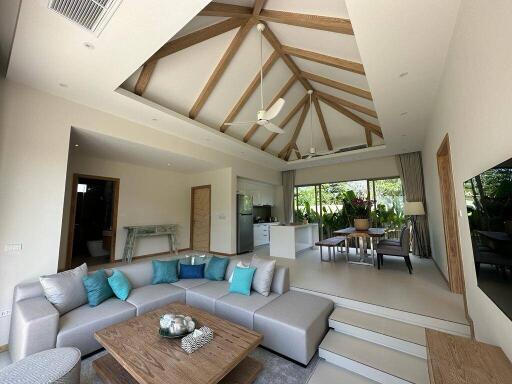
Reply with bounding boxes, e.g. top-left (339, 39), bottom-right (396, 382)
top-left (237, 194), bottom-right (254, 254)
